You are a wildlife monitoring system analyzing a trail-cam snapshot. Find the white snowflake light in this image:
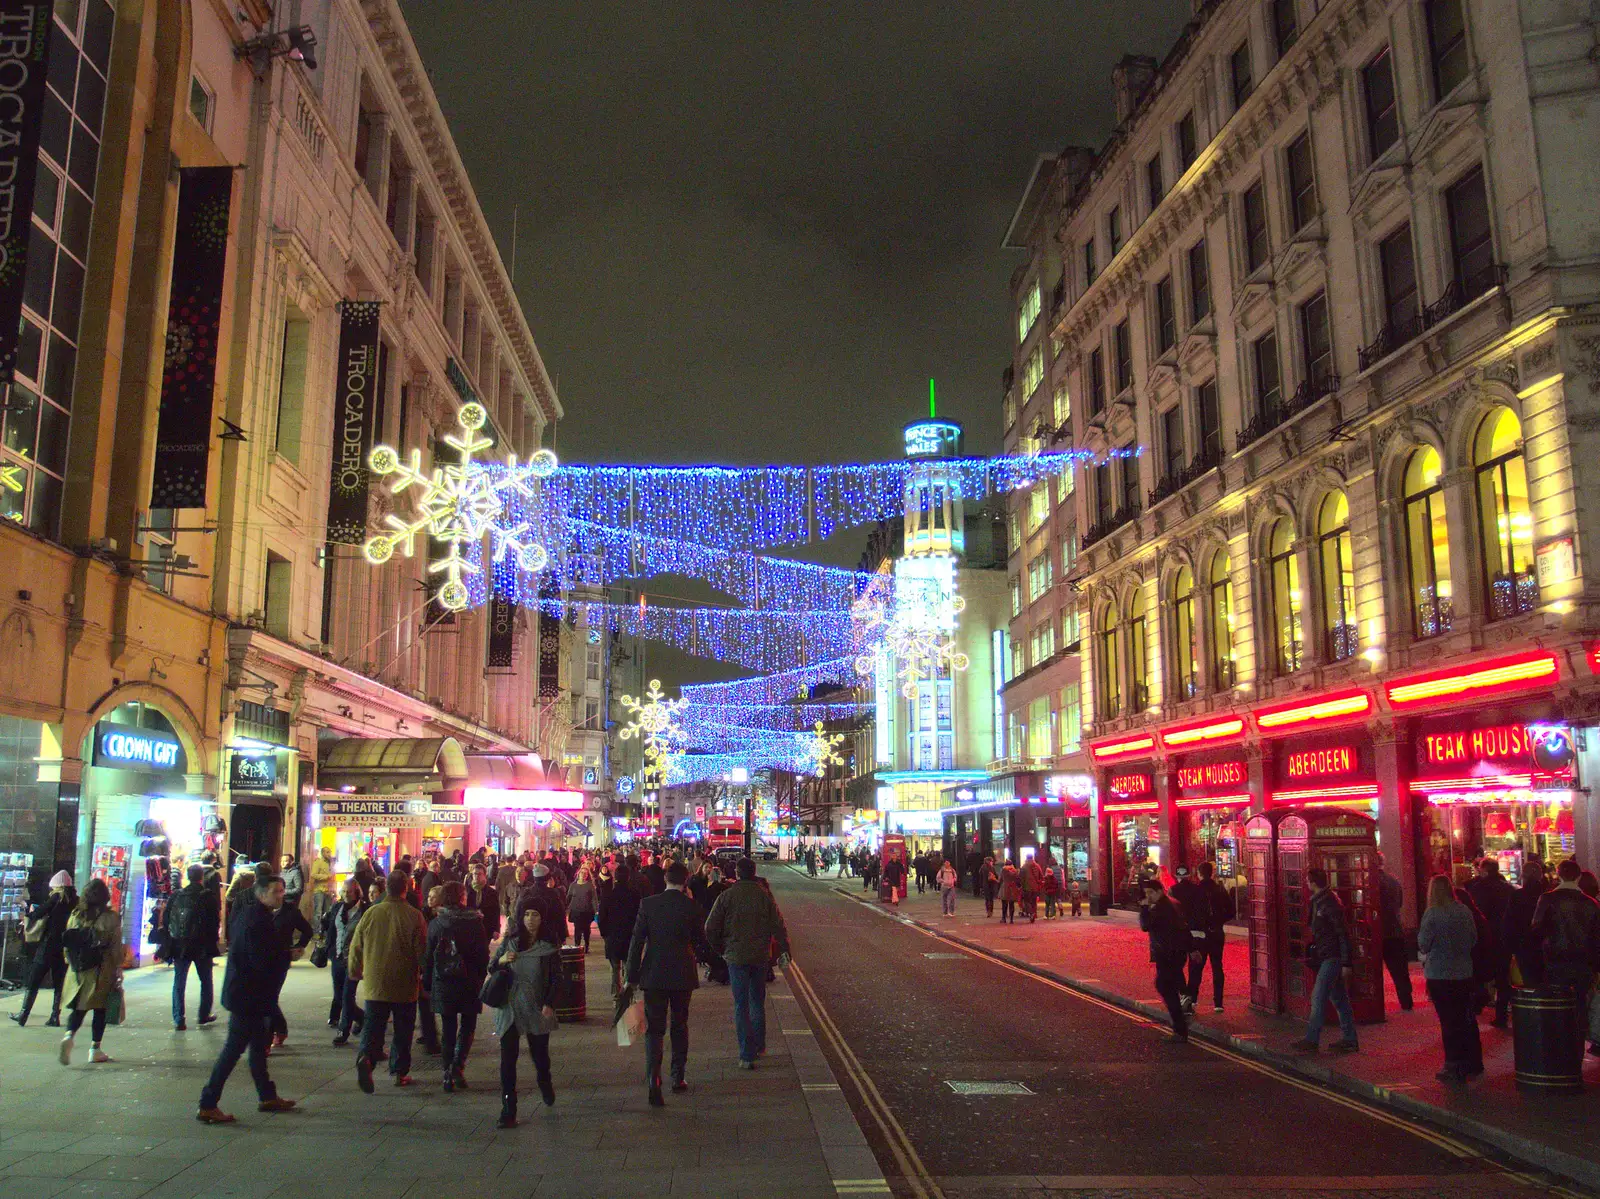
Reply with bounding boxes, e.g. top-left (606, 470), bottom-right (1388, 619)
top-left (362, 402), bottom-right (556, 611)
top-left (619, 678), bottom-right (687, 787)
top-left (801, 720), bottom-right (847, 777)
